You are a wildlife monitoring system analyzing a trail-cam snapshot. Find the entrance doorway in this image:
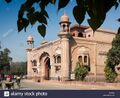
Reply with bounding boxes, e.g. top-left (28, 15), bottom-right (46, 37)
top-left (44, 57), bottom-right (51, 80)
